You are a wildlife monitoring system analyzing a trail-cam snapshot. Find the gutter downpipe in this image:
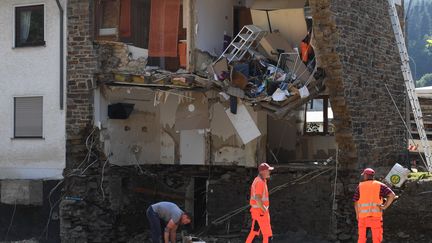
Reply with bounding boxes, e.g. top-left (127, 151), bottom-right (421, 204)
top-left (55, 0), bottom-right (64, 110)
